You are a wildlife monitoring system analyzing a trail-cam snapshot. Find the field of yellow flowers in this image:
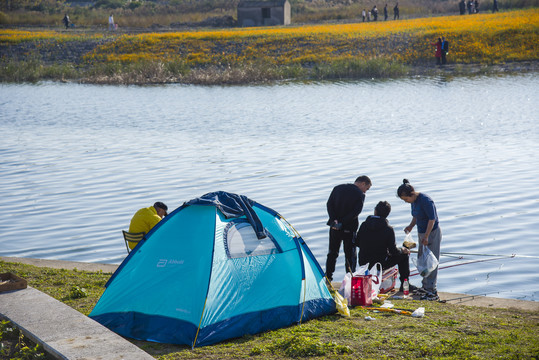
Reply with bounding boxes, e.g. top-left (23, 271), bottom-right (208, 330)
top-left (83, 9), bottom-right (538, 65)
top-left (1, 9), bottom-right (537, 83)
